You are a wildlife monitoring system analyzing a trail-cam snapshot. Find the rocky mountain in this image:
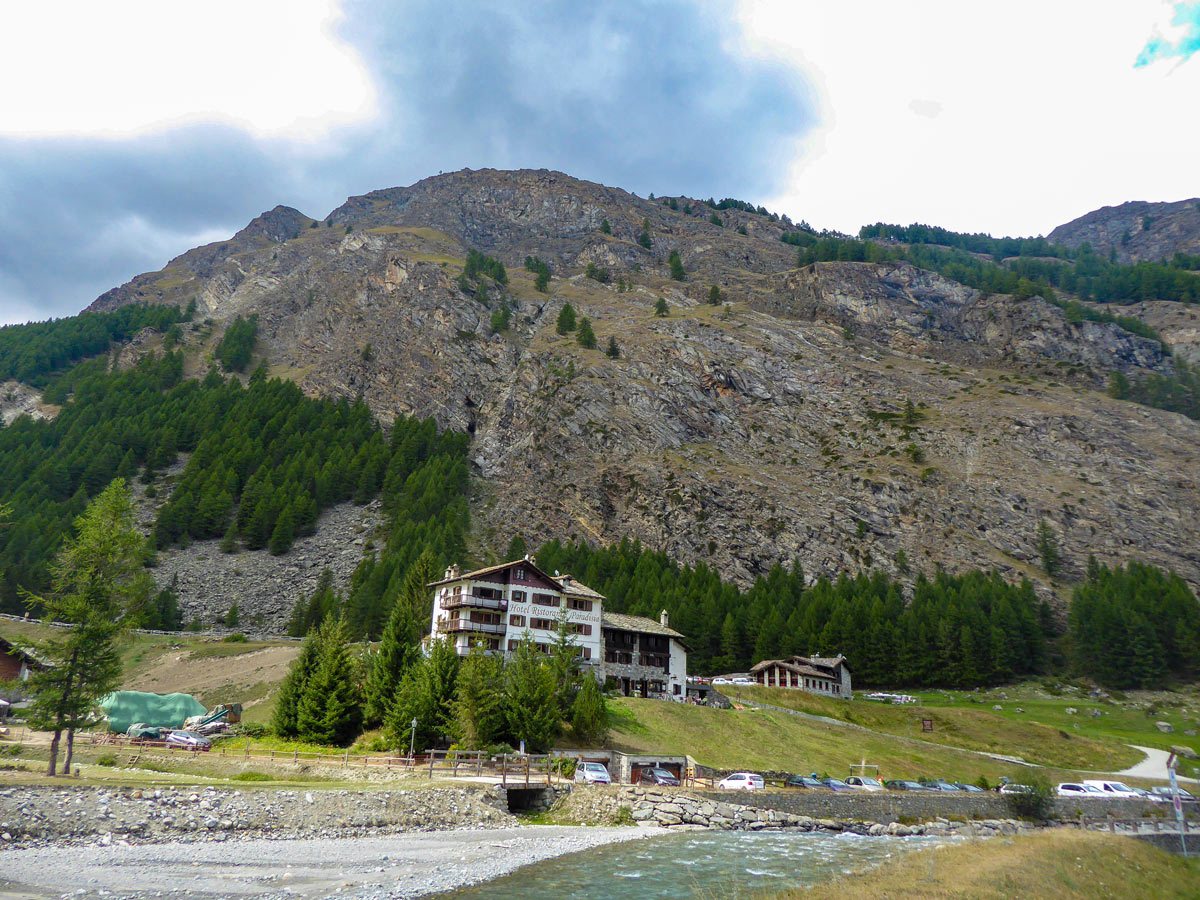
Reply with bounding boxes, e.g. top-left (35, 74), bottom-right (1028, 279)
top-left (80, 169), bottom-right (1200, 620)
top-left (1049, 198), bottom-right (1200, 264)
